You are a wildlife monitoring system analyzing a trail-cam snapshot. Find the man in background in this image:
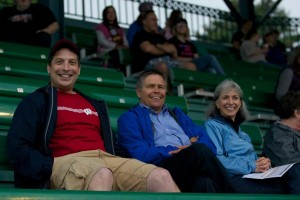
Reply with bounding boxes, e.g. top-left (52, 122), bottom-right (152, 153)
top-left (0, 0), bottom-right (59, 47)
